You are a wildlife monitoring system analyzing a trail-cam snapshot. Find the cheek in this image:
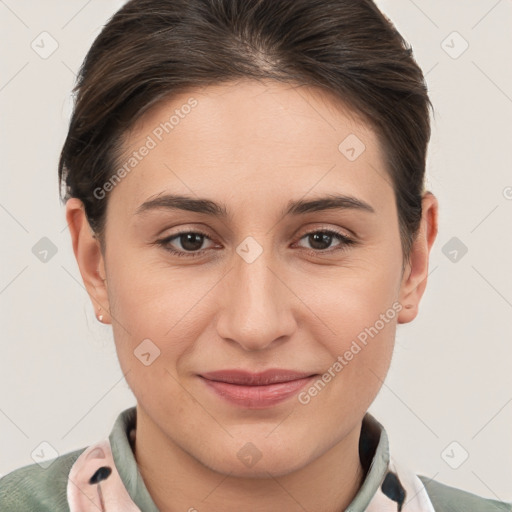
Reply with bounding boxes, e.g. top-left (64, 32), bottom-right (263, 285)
top-left (304, 253), bottom-right (401, 403)
top-left (107, 269), bottom-right (193, 409)
top-left (105, 252), bottom-right (219, 395)
top-left (106, 247), bottom-right (206, 337)
top-left (307, 252), bottom-right (402, 344)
